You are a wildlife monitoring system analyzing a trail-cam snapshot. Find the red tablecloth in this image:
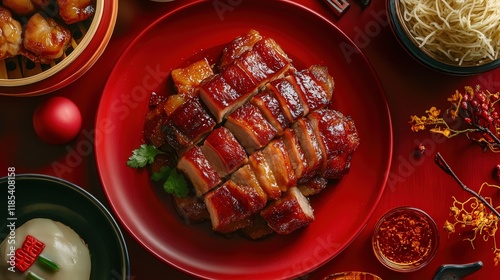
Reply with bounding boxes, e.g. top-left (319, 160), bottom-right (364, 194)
top-left (1, 0), bottom-right (499, 279)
